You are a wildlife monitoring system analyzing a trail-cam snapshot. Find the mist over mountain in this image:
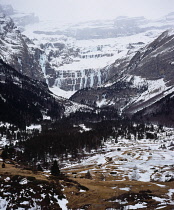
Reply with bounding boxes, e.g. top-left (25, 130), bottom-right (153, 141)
top-left (1, 2), bottom-right (174, 209)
